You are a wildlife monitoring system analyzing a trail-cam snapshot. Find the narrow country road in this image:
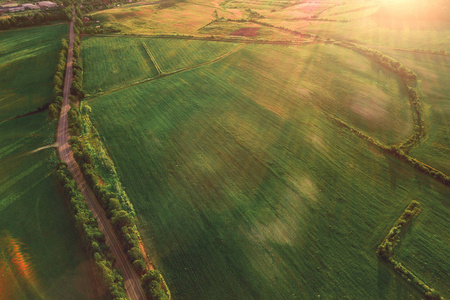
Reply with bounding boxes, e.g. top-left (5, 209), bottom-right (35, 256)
top-left (56, 9), bottom-right (146, 300)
